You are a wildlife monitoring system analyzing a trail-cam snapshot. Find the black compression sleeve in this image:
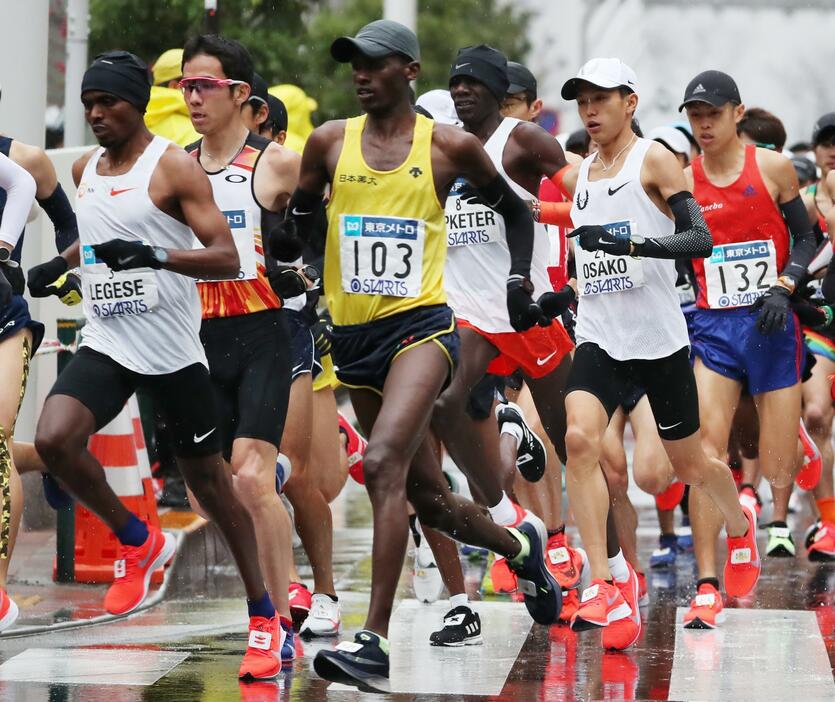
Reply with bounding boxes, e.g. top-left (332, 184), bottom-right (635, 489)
top-left (285, 187), bottom-right (325, 241)
top-left (780, 195), bottom-right (817, 284)
top-left (634, 191), bottom-right (713, 259)
top-left (476, 174), bottom-right (534, 278)
top-left (37, 183), bottom-right (78, 252)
